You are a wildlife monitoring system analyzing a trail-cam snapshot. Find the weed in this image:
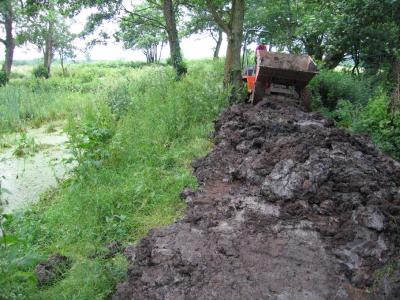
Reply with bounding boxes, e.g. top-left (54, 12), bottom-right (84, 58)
top-left (13, 132), bottom-right (40, 158)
